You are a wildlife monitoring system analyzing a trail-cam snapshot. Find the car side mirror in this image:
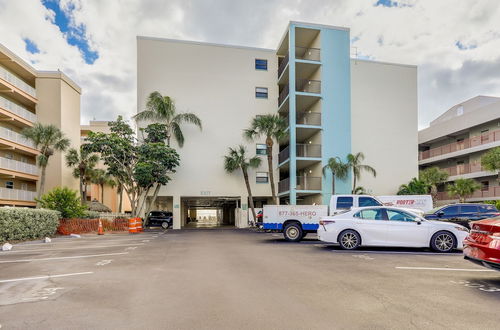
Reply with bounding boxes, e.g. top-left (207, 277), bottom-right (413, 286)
top-left (437, 211), bottom-right (444, 217)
